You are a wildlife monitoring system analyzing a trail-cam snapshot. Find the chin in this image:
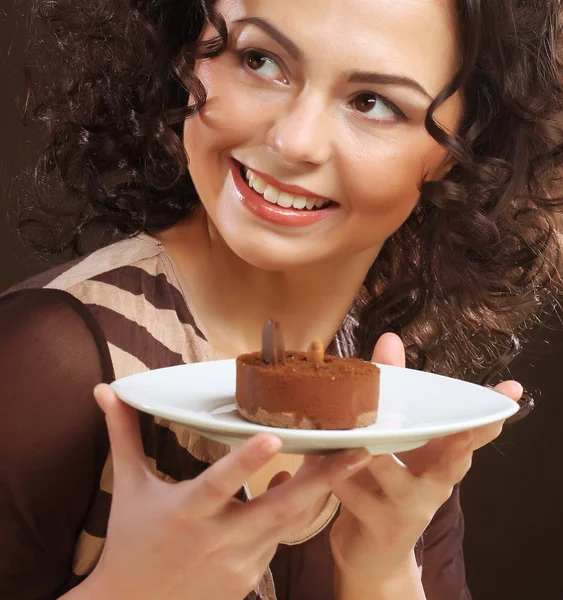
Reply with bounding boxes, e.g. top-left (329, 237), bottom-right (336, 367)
top-left (221, 230), bottom-right (321, 272)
